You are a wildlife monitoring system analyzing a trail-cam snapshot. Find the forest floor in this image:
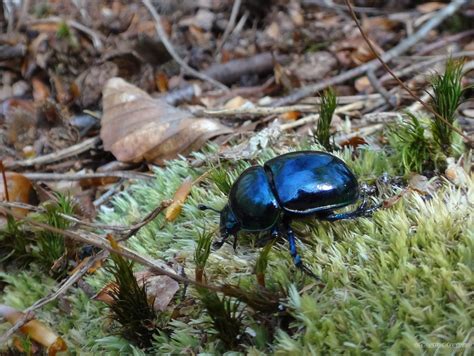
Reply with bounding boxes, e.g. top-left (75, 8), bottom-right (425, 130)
top-left (0, 0), bottom-right (473, 354)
